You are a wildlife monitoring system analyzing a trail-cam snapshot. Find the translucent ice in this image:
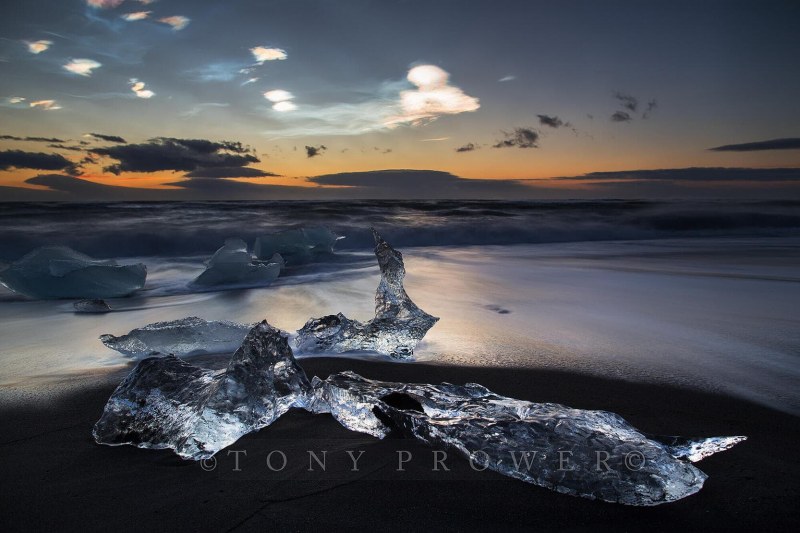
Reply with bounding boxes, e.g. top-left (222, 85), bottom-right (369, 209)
top-left (295, 229), bottom-right (438, 358)
top-left (93, 321), bottom-right (311, 460)
top-left (310, 371), bottom-right (746, 506)
top-left (253, 226), bottom-right (342, 265)
top-left (74, 299), bottom-right (111, 313)
top-left (191, 238), bottom-right (282, 289)
top-left (0, 246), bottom-right (146, 299)
top-left (100, 316), bottom-right (252, 358)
